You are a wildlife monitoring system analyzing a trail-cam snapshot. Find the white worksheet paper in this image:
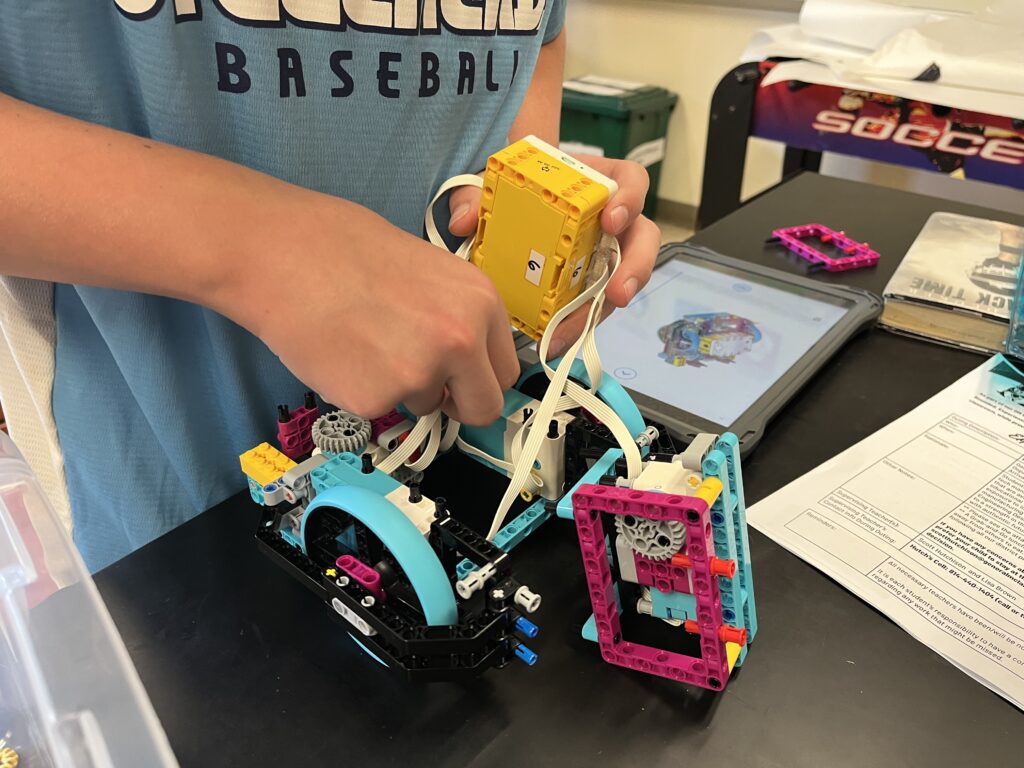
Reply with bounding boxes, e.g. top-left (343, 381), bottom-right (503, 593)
top-left (748, 355), bottom-right (1024, 709)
